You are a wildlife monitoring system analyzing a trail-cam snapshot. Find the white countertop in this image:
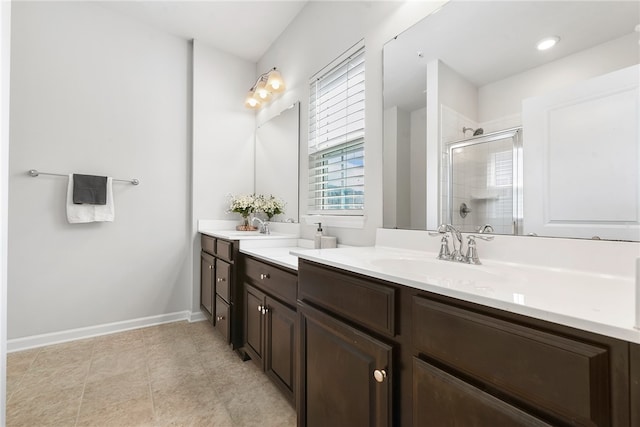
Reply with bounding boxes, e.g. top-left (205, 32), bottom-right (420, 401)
top-left (198, 219), bottom-right (300, 242)
top-left (291, 246), bottom-right (640, 344)
top-left (197, 221), bottom-right (639, 343)
top-left (199, 229), bottom-right (298, 241)
top-left (240, 246), bottom-right (301, 270)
